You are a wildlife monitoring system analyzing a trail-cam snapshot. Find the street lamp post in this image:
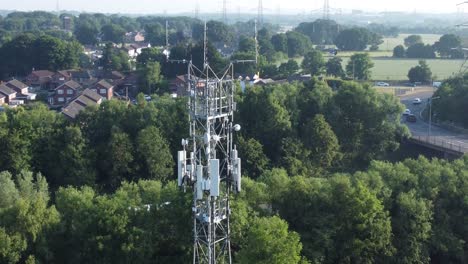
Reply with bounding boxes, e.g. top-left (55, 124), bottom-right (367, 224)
top-left (428, 96), bottom-right (440, 138)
